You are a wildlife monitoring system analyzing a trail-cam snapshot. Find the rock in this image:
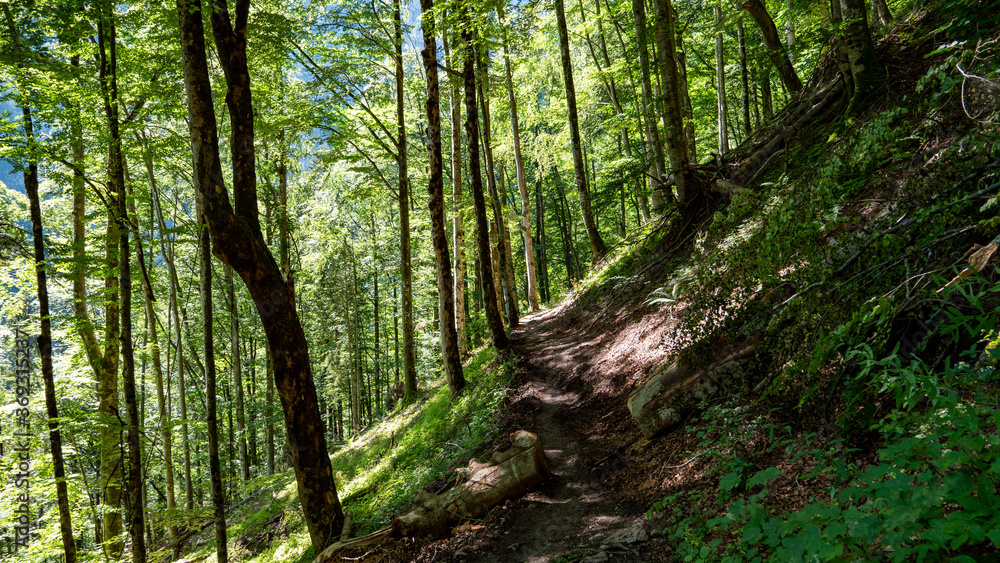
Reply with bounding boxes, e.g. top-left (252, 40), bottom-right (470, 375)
top-left (582, 550), bottom-right (609, 562)
top-left (600, 522), bottom-right (649, 548)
